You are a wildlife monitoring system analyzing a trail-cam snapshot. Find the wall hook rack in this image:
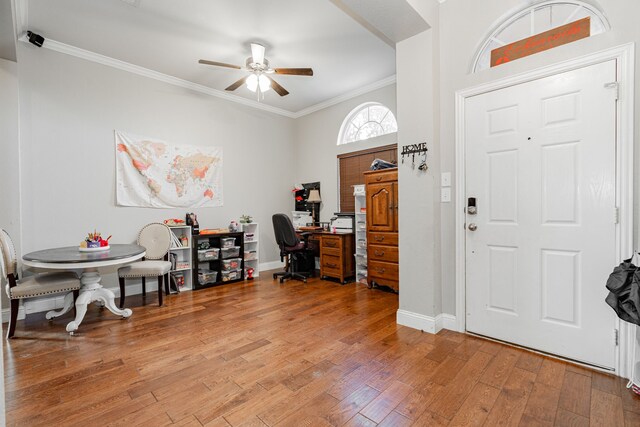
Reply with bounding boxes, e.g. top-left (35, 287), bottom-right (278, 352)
top-left (401, 142), bottom-right (428, 171)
